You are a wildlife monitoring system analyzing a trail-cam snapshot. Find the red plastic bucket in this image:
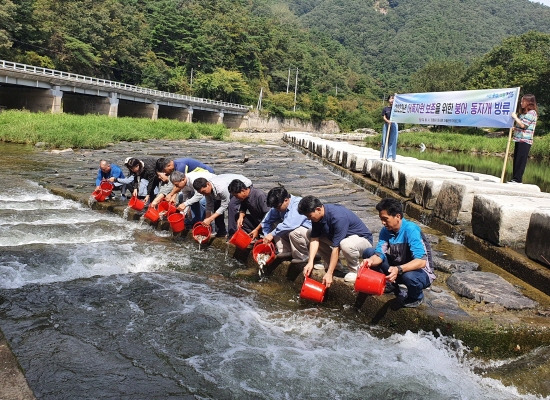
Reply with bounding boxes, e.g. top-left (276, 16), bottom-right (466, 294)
top-left (354, 265), bottom-right (387, 296)
top-left (192, 222), bottom-right (212, 243)
top-left (300, 276), bottom-right (326, 303)
top-left (128, 196), bottom-right (145, 211)
top-left (100, 181), bottom-right (114, 196)
top-left (228, 228), bottom-right (252, 249)
top-left (144, 206), bottom-right (160, 223)
top-left (168, 212), bottom-right (185, 233)
top-left (92, 188), bottom-right (107, 202)
top-left (158, 201), bottom-right (177, 216)
top-left (252, 242), bottom-right (276, 265)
